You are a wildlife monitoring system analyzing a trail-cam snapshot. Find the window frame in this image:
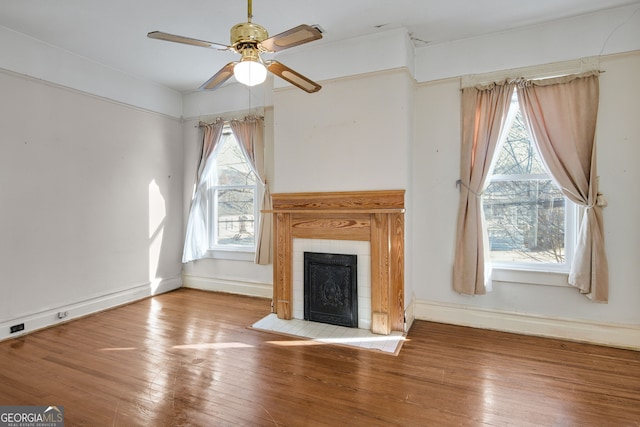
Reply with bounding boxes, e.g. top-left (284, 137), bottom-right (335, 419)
top-left (203, 127), bottom-right (259, 261)
top-left (485, 91), bottom-right (577, 285)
